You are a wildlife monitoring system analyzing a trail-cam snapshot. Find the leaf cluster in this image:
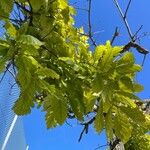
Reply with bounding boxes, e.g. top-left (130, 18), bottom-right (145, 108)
top-left (0, 0), bottom-right (149, 149)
